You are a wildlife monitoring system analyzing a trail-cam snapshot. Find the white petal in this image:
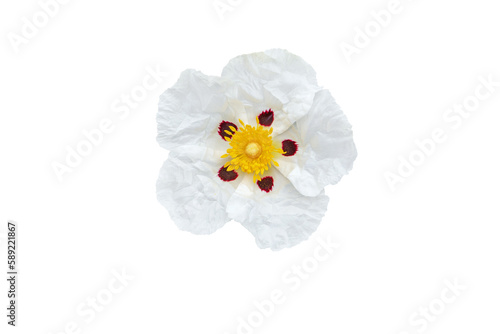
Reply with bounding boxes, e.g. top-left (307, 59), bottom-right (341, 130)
top-left (157, 69), bottom-right (245, 151)
top-left (226, 169), bottom-right (329, 250)
top-left (221, 49), bottom-right (321, 134)
top-left (275, 90), bottom-right (357, 197)
top-left (157, 145), bottom-right (240, 234)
